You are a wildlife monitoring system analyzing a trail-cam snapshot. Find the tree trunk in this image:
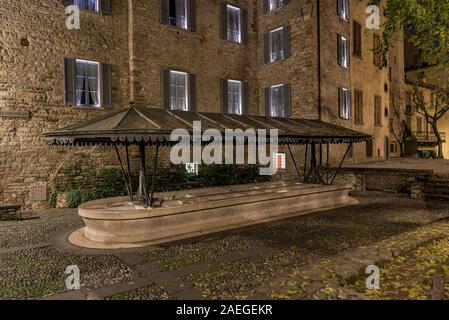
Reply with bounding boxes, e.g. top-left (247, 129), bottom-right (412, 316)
top-left (399, 141), bottom-right (405, 158)
top-left (431, 121), bottom-right (444, 159)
